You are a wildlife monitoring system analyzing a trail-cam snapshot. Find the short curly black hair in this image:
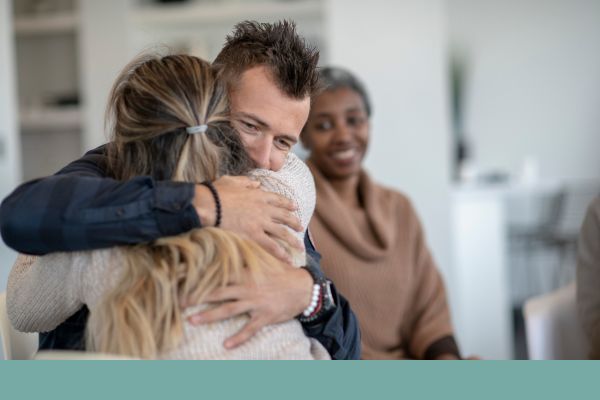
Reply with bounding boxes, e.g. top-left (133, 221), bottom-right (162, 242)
top-left (214, 20), bottom-right (320, 100)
